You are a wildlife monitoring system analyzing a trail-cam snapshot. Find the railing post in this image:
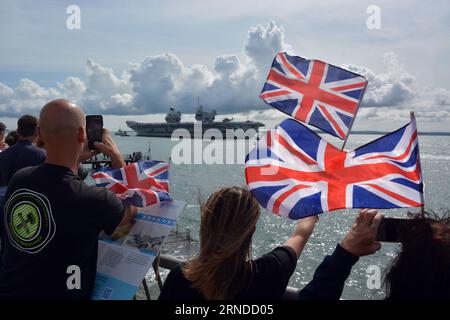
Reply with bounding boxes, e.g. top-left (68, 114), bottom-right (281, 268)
top-left (141, 278), bottom-right (151, 300)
